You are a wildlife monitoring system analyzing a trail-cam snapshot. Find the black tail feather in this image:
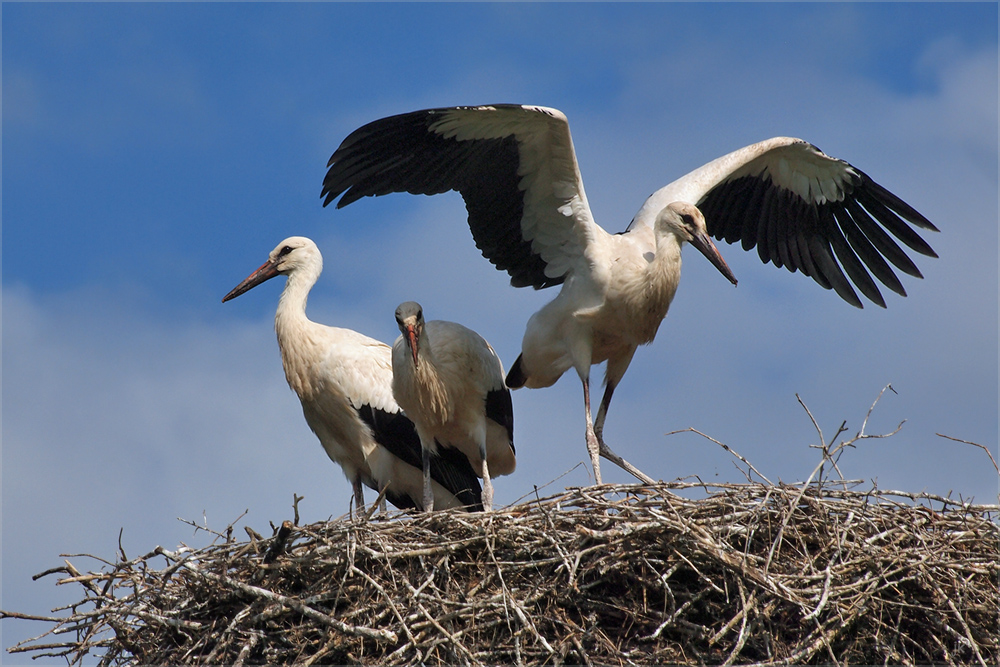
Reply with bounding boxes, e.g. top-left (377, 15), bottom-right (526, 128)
top-left (505, 353), bottom-right (527, 389)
